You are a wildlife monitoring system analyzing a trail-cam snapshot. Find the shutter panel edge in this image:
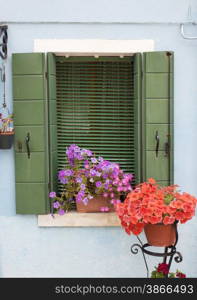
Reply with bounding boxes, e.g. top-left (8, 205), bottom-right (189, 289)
top-left (134, 53), bottom-right (142, 184)
top-left (47, 53), bottom-right (58, 197)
